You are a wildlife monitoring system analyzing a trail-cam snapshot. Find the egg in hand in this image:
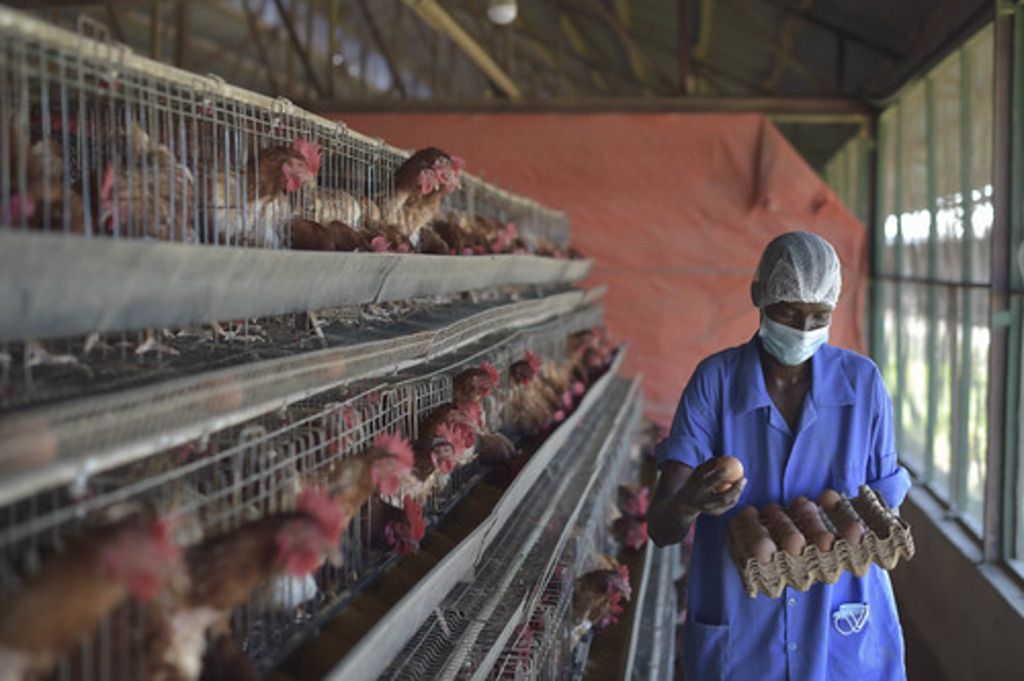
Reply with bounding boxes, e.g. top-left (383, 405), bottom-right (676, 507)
top-left (712, 455), bottom-right (745, 492)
